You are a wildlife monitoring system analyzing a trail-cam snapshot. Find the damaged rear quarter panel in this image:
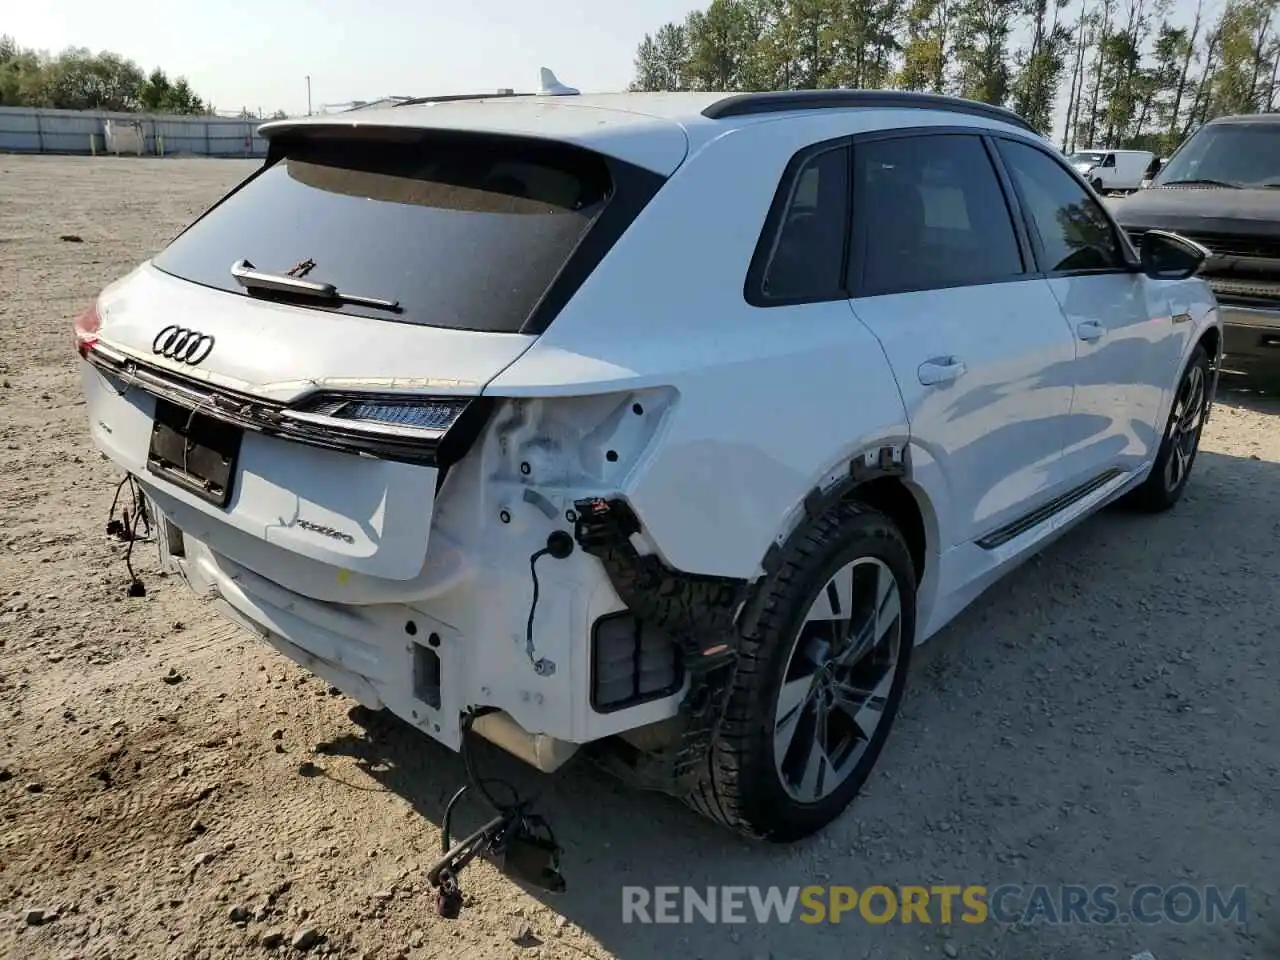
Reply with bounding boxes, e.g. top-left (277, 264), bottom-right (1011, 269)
top-left (486, 117), bottom-right (913, 580)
